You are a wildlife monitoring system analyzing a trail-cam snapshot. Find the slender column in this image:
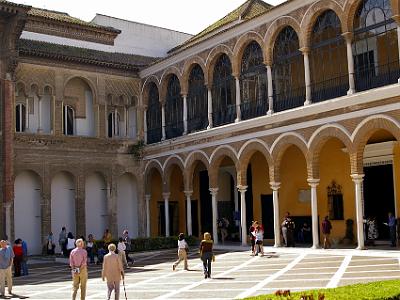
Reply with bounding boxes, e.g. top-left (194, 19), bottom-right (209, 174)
top-left (342, 32), bottom-right (356, 95)
top-left (184, 191), bottom-right (193, 236)
top-left (351, 174), bottom-right (365, 250)
top-left (209, 188), bottom-right (219, 244)
top-left (41, 187), bottom-right (51, 248)
top-left (397, 24), bottom-right (400, 83)
top-left (266, 65), bottom-right (274, 115)
top-left (161, 103), bottom-right (166, 140)
top-left (301, 48), bottom-right (312, 105)
top-left (37, 96), bottom-right (43, 133)
top-left (270, 182), bottom-right (281, 247)
top-left (125, 106), bottom-right (128, 137)
top-left (145, 194), bottom-right (151, 237)
top-left (163, 192), bottom-right (170, 237)
top-left (234, 76), bottom-right (241, 122)
top-left (25, 98), bottom-right (29, 132)
top-left (238, 186), bottom-right (248, 246)
top-left (308, 179), bottom-right (320, 249)
top-left (182, 94), bottom-right (188, 135)
top-left (143, 108), bottom-right (148, 144)
top-left (207, 88), bottom-right (213, 129)
top-left (107, 181), bottom-right (118, 239)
